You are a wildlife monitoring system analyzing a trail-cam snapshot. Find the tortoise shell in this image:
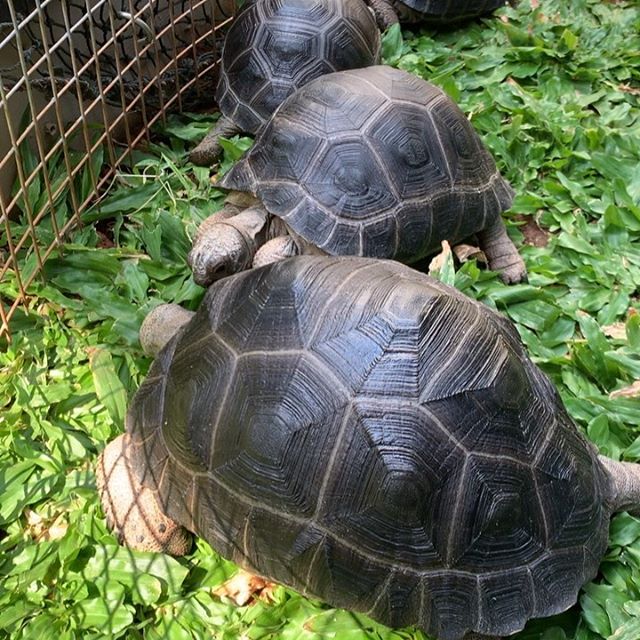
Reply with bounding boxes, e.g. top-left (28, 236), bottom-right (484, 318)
top-left (128, 256), bottom-right (611, 640)
top-left (220, 65), bottom-right (514, 262)
top-left (392, 0), bottom-right (508, 22)
top-left (216, 0), bottom-right (380, 134)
